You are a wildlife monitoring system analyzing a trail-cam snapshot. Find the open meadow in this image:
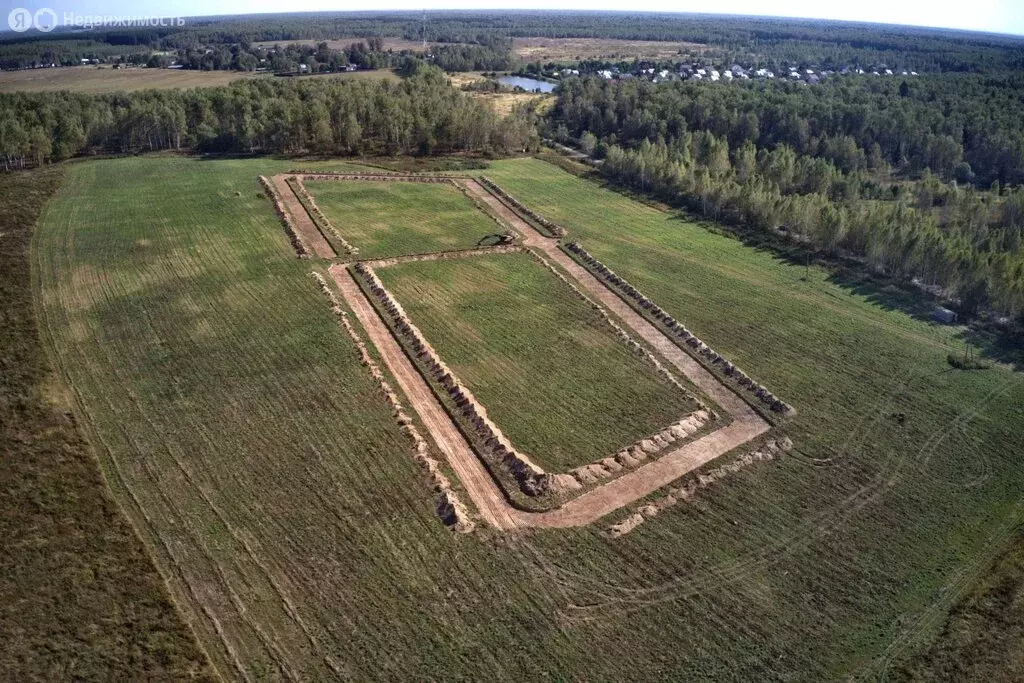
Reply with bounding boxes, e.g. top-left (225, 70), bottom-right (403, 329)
top-left (512, 36), bottom-right (707, 61)
top-left (304, 178), bottom-right (503, 258)
top-left (0, 66), bottom-right (398, 94)
top-left (253, 37), bottom-right (430, 52)
top-left (30, 153), bottom-right (1024, 680)
top-left (376, 251), bottom-right (701, 472)
top-left (0, 66), bottom-right (258, 93)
